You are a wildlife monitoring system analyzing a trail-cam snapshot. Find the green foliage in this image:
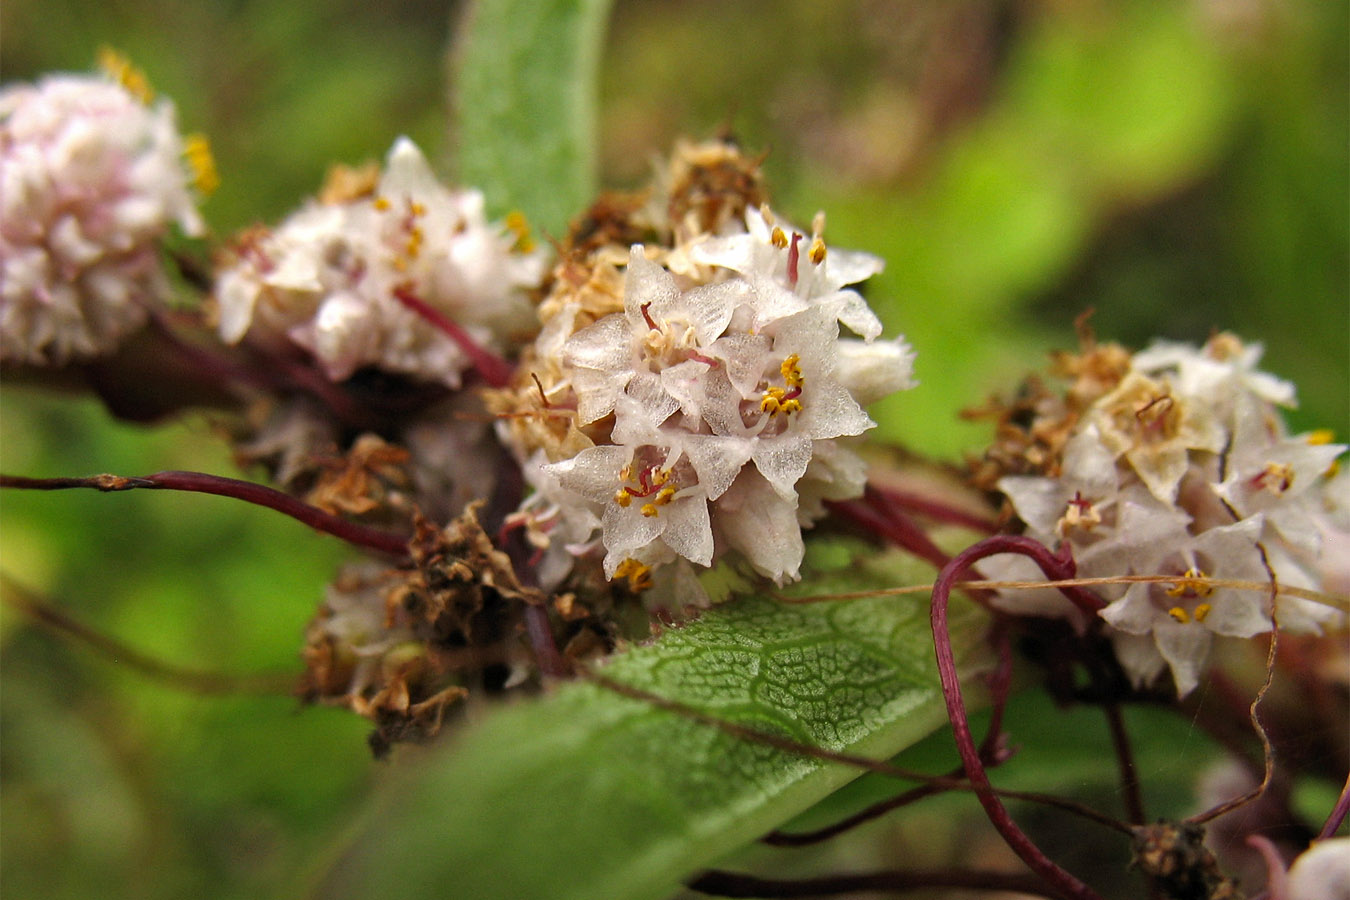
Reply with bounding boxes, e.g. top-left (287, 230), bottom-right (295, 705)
top-left (452, 0), bottom-right (614, 237)
top-left (315, 547), bottom-right (989, 900)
